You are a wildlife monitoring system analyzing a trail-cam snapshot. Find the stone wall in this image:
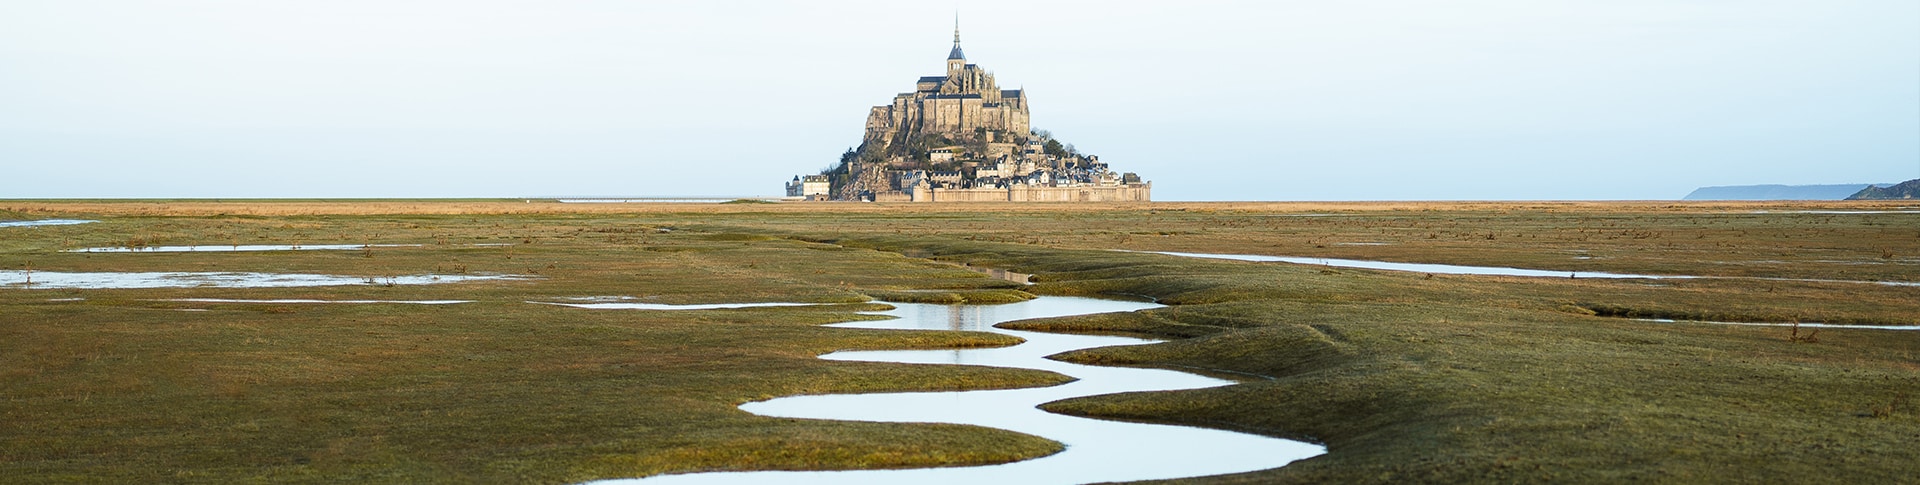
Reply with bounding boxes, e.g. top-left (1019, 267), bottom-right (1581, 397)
top-left (917, 183), bottom-right (1152, 202)
top-left (872, 191), bottom-right (913, 202)
top-left (927, 187), bottom-right (1012, 202)
top-left (1008, 184), bottom-right (1151, 202)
